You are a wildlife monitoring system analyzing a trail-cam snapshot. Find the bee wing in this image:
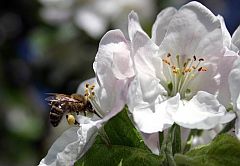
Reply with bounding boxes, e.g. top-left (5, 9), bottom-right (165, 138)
top-left (45, 93), bottom-right (82, 103)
